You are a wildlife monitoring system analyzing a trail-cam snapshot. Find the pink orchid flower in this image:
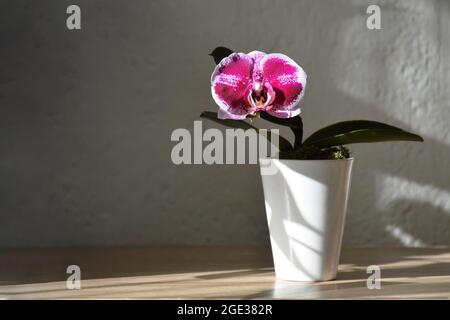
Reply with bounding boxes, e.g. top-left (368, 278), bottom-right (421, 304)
top-left (211, 51), bottom-right (307, 120)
